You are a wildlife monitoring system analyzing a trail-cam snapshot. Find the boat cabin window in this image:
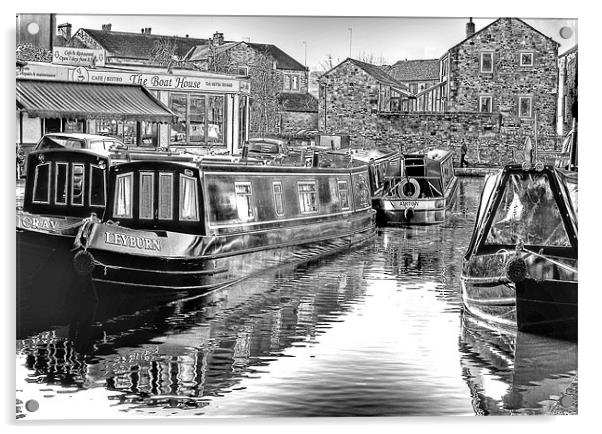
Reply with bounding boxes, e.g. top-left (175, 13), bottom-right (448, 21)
top-left (139, 172), bottom-right (155, 220)
top-left (54, 162), bottom-right (69, 205)
top-left (179, 174), bottom-right (199, 222)
top-left (158, 172), bottom-right (174, 220)
top-left (272, 181), bottom-right (284, 216)
top-left (114, 172), bottom-right (134, 219)
top-left (32, 162), bottom-right (51, 204)
top-left (235, 182), bottom-right (254, 220)
top-left (298, 181), bottom-right (318, 213)
top-left (35, 136), bottom-right (85, 151)
top-left (89, 164), bottom-right (106, 207)
top-left (71, 163), bottom-right (85, 206)
top-left (338, 180), bottom-right (350, 210)
top-left (485, 173), bottom-right (570, 247)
